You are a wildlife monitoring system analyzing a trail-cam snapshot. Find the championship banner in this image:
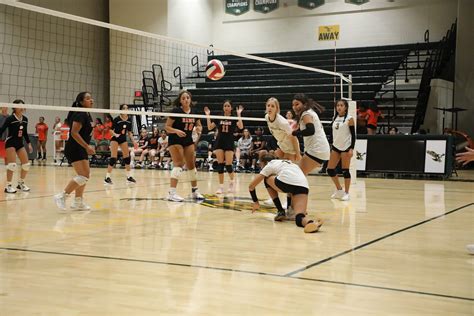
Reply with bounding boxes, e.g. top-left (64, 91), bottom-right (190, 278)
top-left (318, 25), bottom-right (340, 41)
top-left (424, 140), bottom-right (446, 173)
top-left (225, 0), bottom-right (250, 16)
top-left (298, 0), bottom-right (325, 10)
top-left (254, 0), bottom-right (279, 13)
